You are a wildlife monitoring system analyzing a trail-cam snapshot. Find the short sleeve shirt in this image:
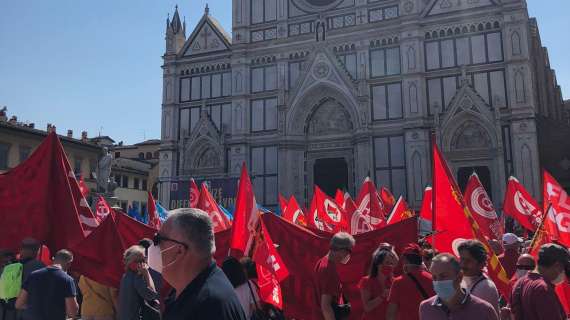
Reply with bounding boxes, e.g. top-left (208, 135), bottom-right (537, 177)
top-left (23, 266), bottom-right (76, 320)
top-left (358, 275), bottom-right (390, 320)
top-left (510, 273), bottom-right (566, 320)
top-left (314, 255), bottom-right (342, 304)
top-left (419, 292), bottom-right (498, 320)
top-left (388, 270), bottom-right (435, 320)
